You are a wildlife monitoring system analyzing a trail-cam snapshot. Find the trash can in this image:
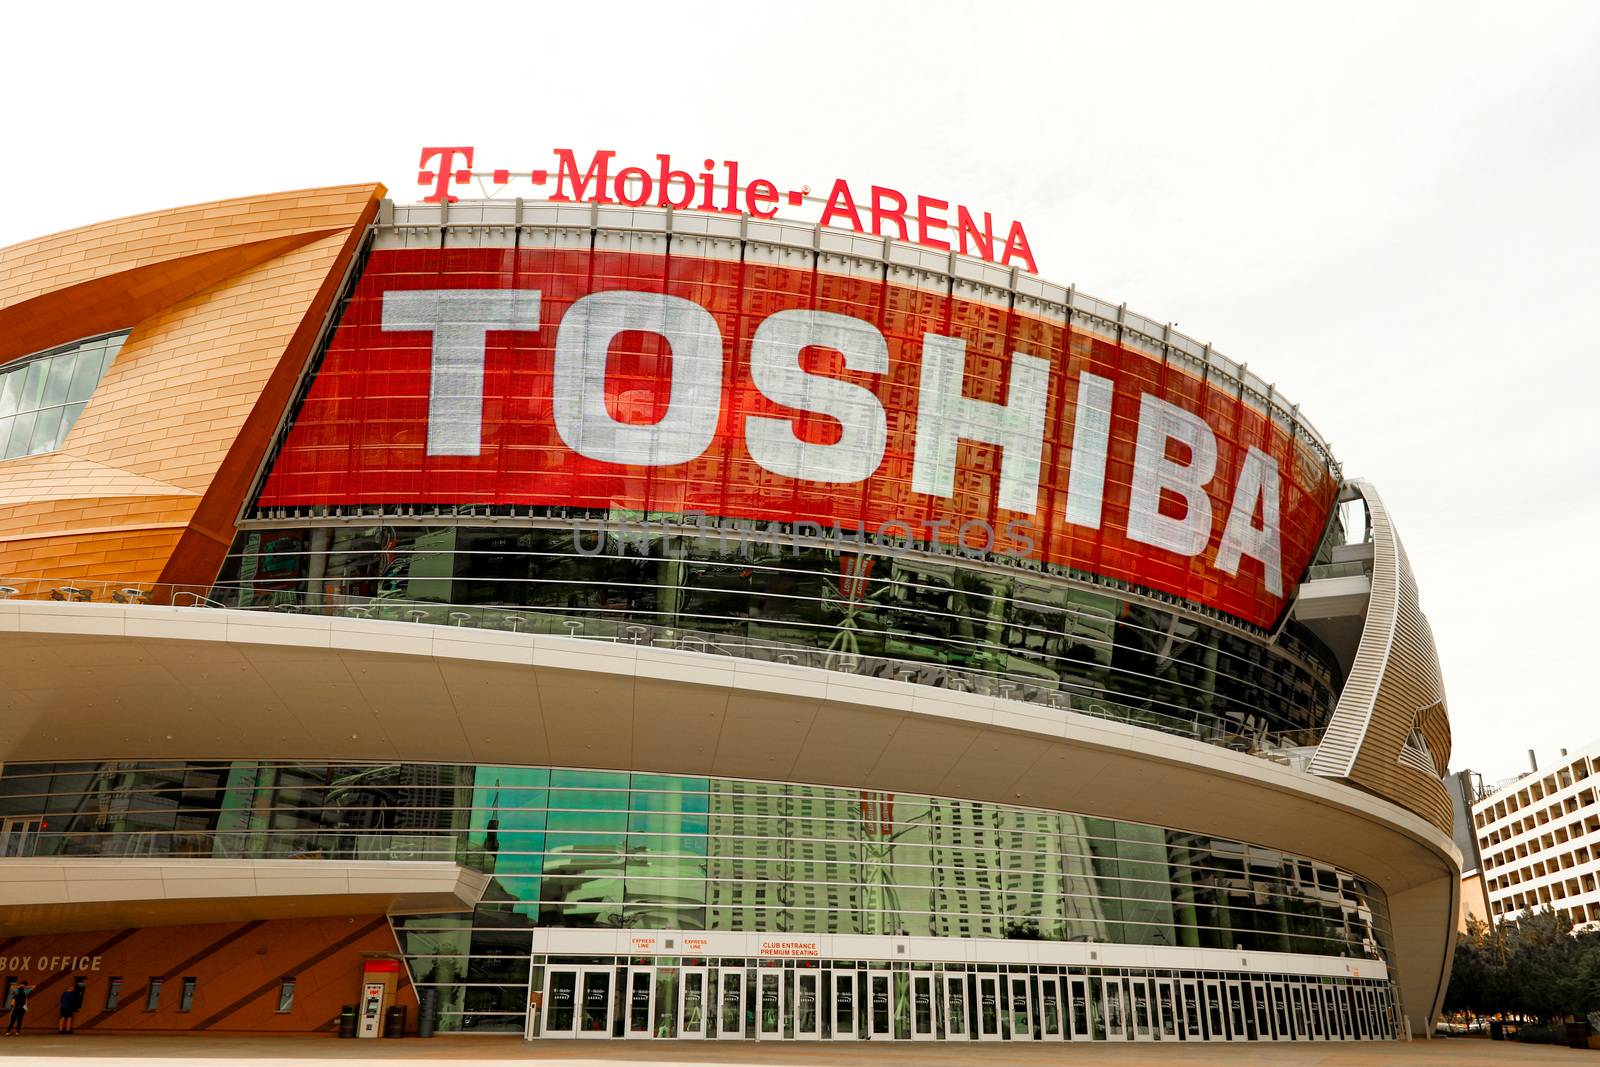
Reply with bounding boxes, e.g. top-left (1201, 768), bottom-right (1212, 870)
top-left (417, 988), bottom-right (437, 1038)
top-left (384, 1004), bottom-right (407, 1038)
top-left (1566, 1020), bottom-right (1591, 1049)
top-left (337, 1005), bottom-right (358, 1039)
top-left (1489, 1020), bottom-right (1504, 1041)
